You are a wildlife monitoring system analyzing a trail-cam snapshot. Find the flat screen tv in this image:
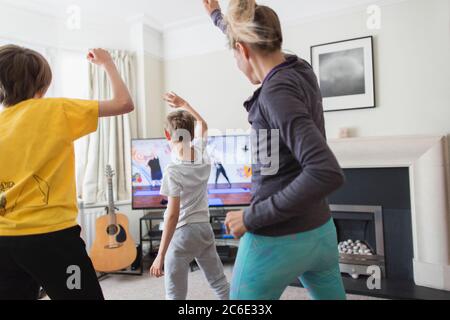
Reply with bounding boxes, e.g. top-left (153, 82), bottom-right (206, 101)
top-left (131, 135), bottom-right (253, 210)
